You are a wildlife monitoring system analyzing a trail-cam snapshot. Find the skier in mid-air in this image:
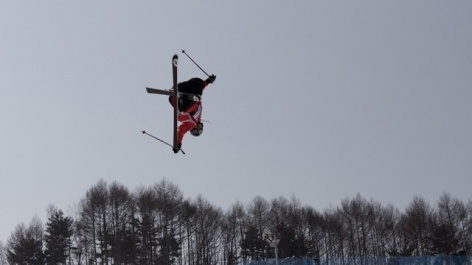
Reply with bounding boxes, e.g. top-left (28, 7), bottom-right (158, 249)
top-left (168, 74), bottom-right (216, 153)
